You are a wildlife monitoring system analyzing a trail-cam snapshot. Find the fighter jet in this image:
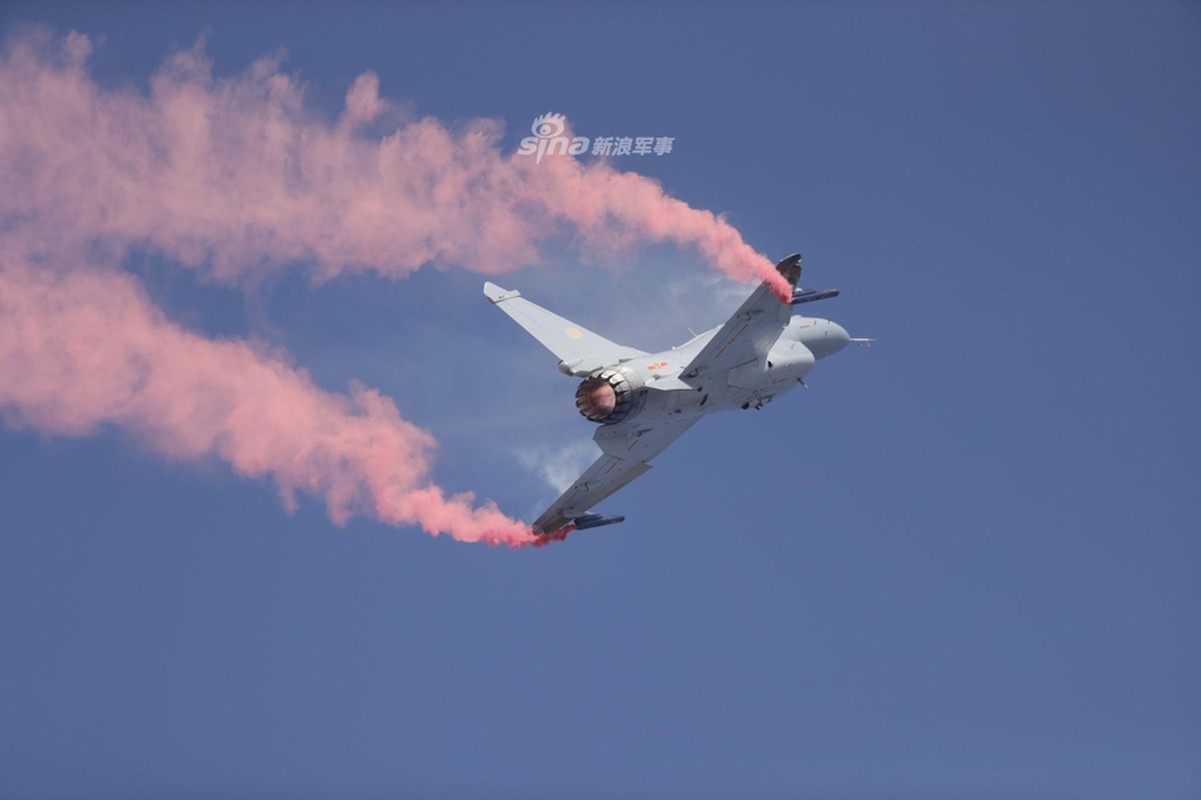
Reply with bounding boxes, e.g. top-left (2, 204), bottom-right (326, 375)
top-left (485, 253), bottom-right (869, 537)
